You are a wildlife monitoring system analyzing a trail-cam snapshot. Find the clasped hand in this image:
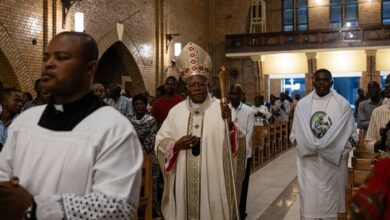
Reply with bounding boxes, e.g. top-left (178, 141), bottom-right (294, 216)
top-left (0, 177), bottom-right (33, 220)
